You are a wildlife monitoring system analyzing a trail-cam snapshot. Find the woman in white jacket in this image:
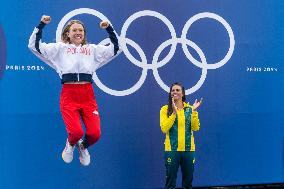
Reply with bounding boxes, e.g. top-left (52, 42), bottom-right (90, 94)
top-left (28, 15), bottom-right (121, 166)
